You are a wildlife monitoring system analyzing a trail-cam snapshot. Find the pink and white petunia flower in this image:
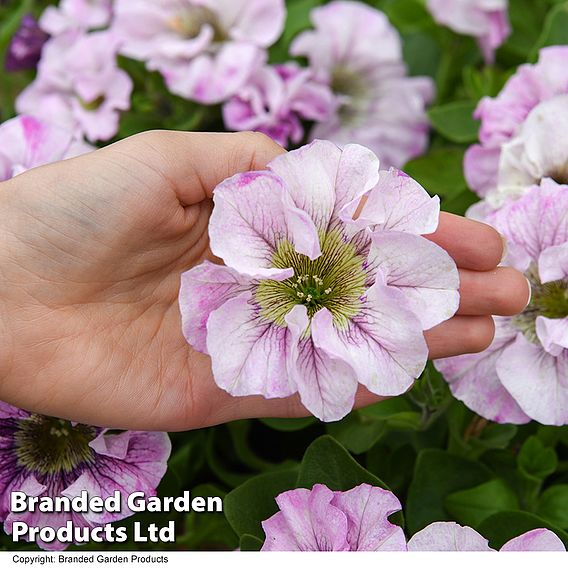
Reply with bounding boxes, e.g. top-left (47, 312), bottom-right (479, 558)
top-left (426, 0), bottom-right (510, 64)
top-left (0, 401), bottom-right (171, 551)
top-left (16, 31), bottom-right (133, 142)
top-left (40, 0), bottom-right (113, 36)
top-left (179, 140), bottom-right (459, 422)
top-left (112, 0), bottom-right (285, 104)
top-left (408, 522), bottom-right (565, 551)
top-left (290, 1), bottom-right (434, 169)
top-left (465, 46), bottom-right (568, 199)
top-left (222, 62), bottom-right (335, 148)
top-left (261, 484), bottom-right (407, 551)
top-left (0, 115), bottom-right (92, 182)
top-left (437, 179), bottom-right (568, 425)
